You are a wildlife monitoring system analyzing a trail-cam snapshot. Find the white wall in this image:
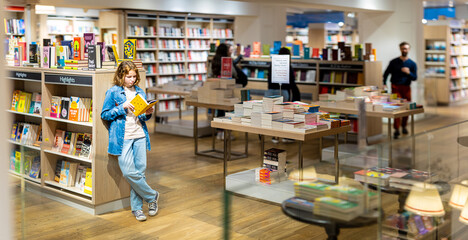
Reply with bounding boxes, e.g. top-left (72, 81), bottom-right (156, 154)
top-left (235, 4), bottom-right (287, 46)
top-left (358, 0), bottom-right (425, 103)
top-left (456, 5), bottom-right (468, 19)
